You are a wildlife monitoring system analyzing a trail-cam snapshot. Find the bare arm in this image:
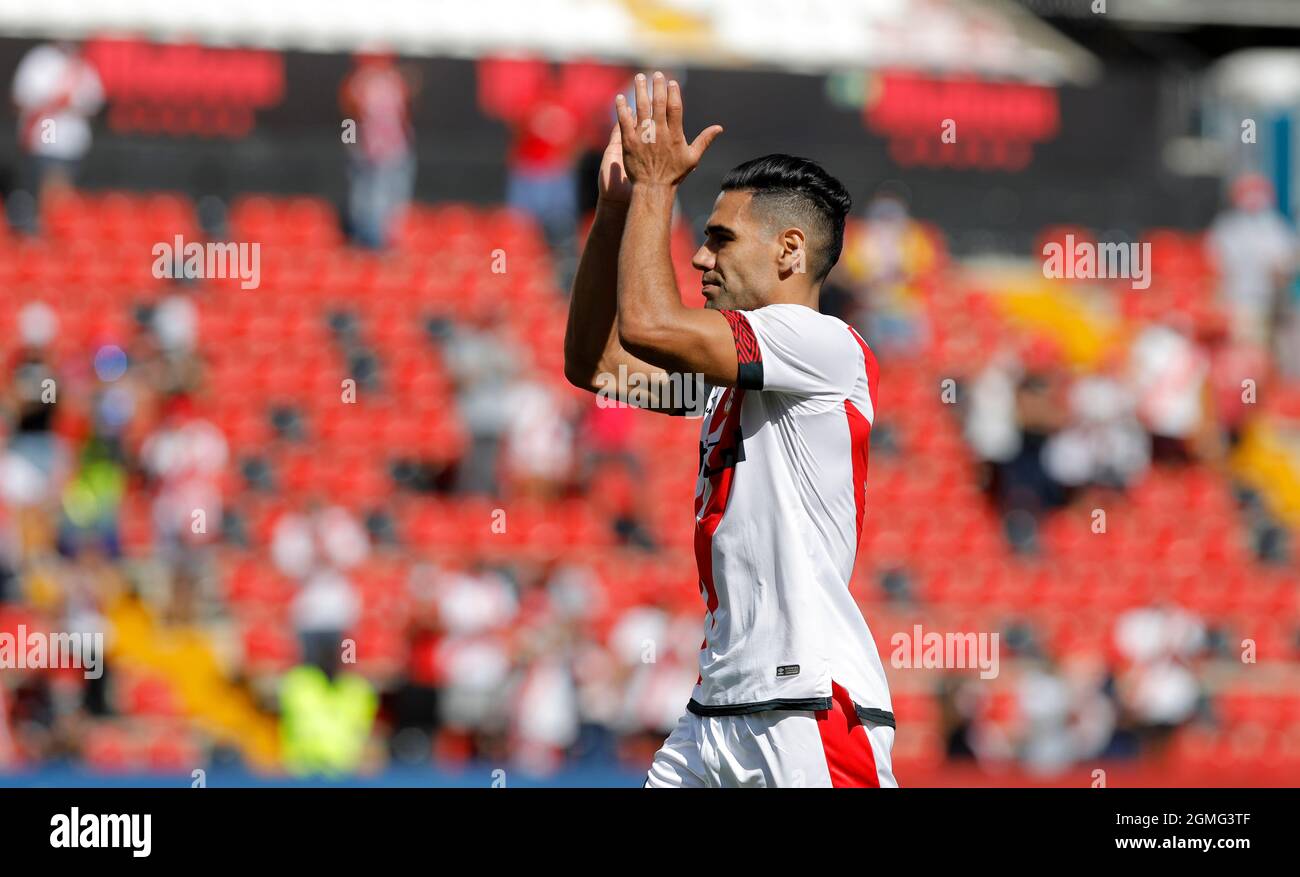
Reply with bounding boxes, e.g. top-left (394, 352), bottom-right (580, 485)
top-left (563, 124), bottom-right (703, 414)
top-left (614, 72), bottom-right (738, 386)
top-left (563, 193), bottom-right (627, 388)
